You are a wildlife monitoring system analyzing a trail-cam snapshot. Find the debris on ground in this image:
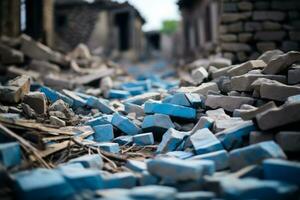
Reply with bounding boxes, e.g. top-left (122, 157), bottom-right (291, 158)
top-left (0, 35), bottom-right (300, 200)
